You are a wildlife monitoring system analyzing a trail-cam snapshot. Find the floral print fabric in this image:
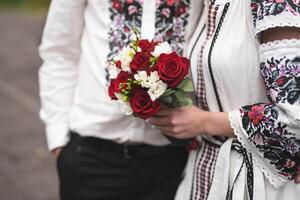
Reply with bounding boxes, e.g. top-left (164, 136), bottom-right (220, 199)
top-left (108, 0), bottom-right (191, 62)
top-left (251, 0), bottom-right (300, 26)
top-left (241, 103), bottom-right (300, 180)
top-left (108, 0), bottom-right (143, 61)
top-left (261, 56), bottom-right (300, 104)
top-left (240, 54), bottom-right (300, 180)
top-left (235, 0), bottom-right (300, 181)
top-left (155, 0), bottom-right (190, 55)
